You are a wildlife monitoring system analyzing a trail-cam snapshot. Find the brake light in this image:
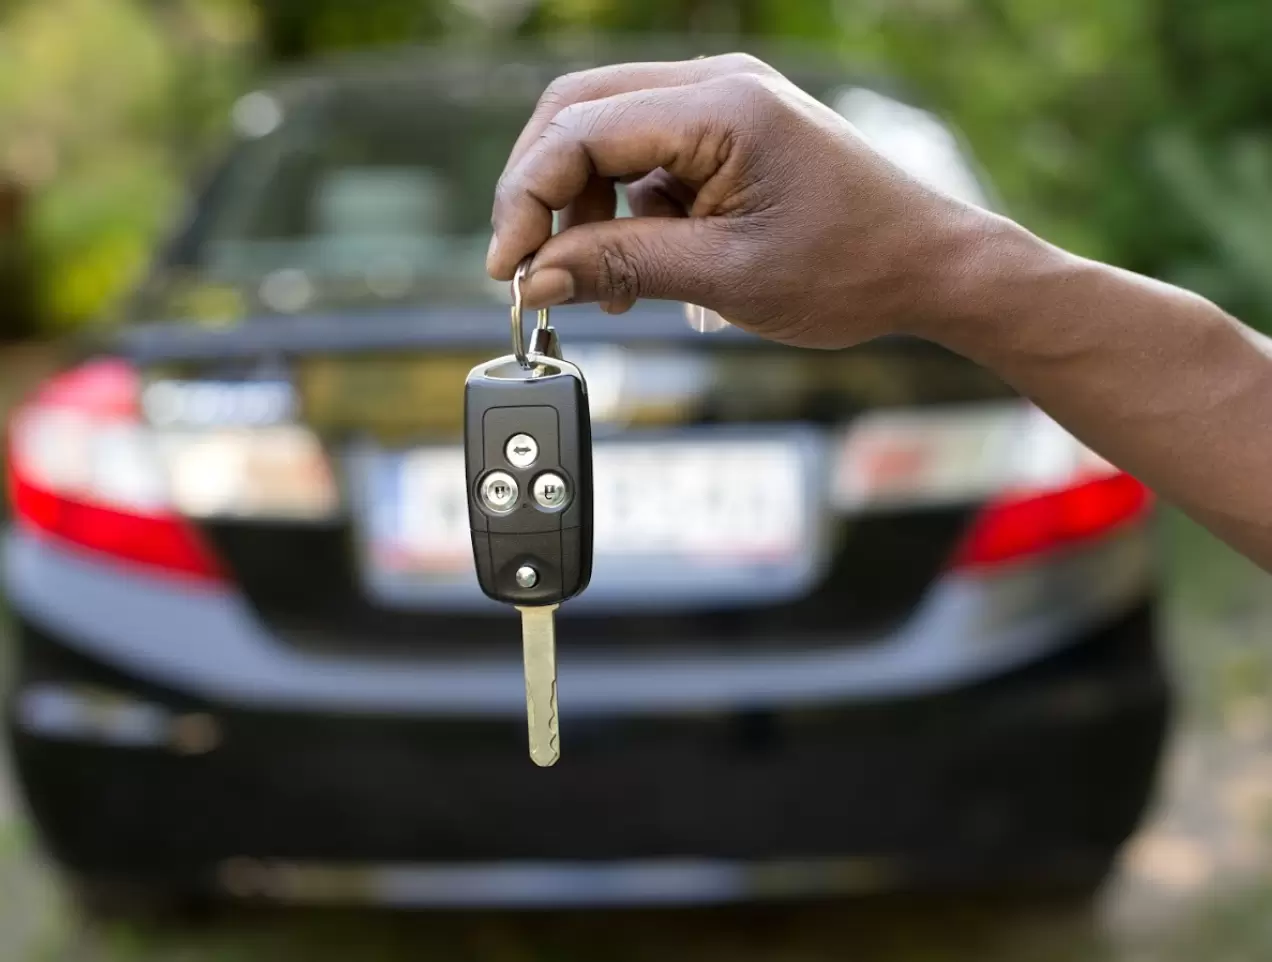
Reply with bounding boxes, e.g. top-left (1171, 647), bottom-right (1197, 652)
top-left (950, 472), bottom-right (1151, 571)
top-left (831, 401), bottom-right (1153, 570)
top-left (7, 359), bottom-right (225, 584)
